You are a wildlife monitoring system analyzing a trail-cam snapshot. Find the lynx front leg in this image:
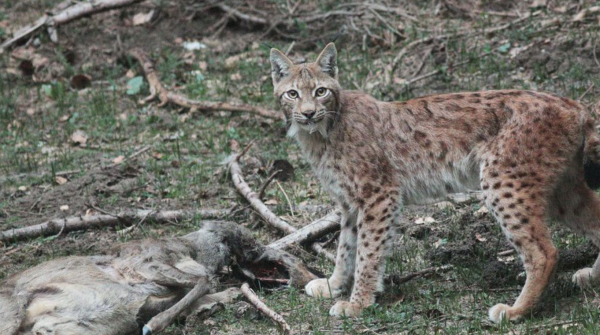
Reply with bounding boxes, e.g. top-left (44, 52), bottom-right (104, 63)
top-left (329, 196), bottom-right (397, 317)
top-left (306, 207), bottom-right (357, 298)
